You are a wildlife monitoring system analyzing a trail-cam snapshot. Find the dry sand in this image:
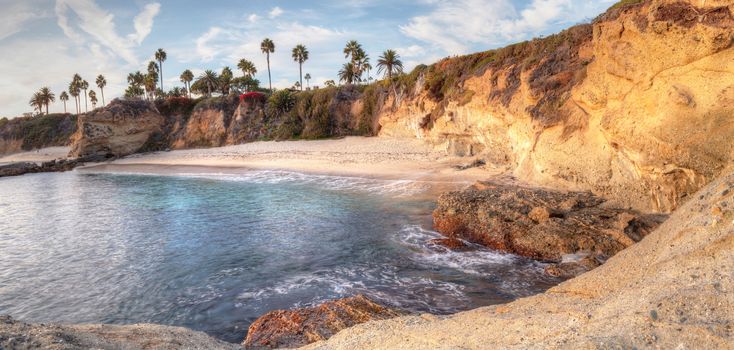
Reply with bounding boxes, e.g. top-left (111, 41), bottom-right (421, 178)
top-left (0, 146), bottom-right (69, 165)
top-left (80, 137), bottom-right (500, 185)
